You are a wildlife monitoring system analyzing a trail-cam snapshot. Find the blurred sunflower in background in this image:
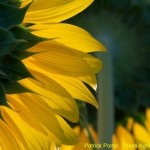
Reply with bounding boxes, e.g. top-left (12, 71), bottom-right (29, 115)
top-left (61, 125), bottom-right (98, 150)
top-left (0, 0), bottom-right (105, 149)
top-left (65, 0), bottom-right (150, 148)
top-left (113, 109), bottom-right (150, 150)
